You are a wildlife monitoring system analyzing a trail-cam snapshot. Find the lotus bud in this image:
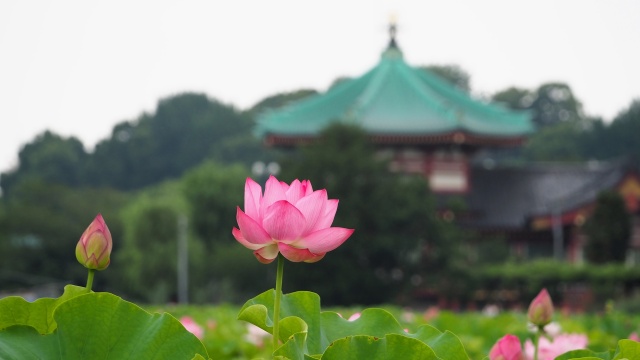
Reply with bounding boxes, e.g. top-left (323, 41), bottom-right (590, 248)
top-left (528, 288), bottom-right (554, 327)
top-left (489, 334), bottom-right (524, 360)
top-left (76, 214), bottom-right (112, 270)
